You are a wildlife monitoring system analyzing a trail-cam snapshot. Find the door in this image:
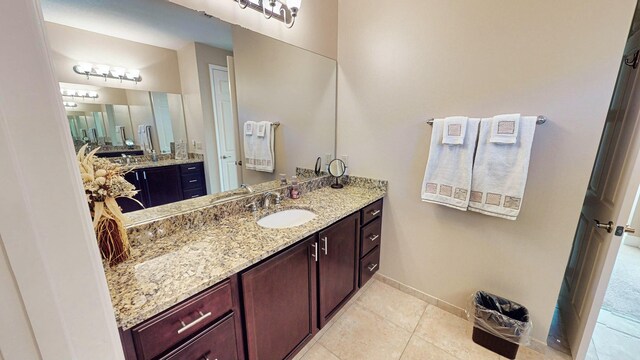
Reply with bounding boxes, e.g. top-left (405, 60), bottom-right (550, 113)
top-left (142, 166), bottom-right (182, 207)
top-left (558, 33), bottom-right (640, 360)
top-left (210, 64), bottom-right (241, 191)
top-left (117, 170), bottom-right (147, 213)
top-left (318, 213), bottom-right (359, 327)
top-left (241, 236), bottom-right (317, 360)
